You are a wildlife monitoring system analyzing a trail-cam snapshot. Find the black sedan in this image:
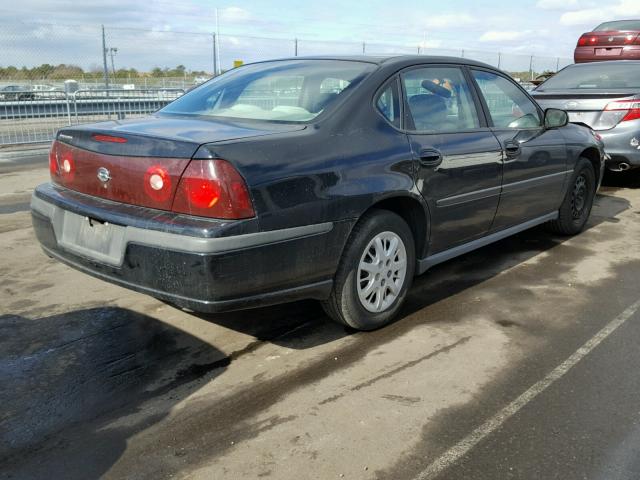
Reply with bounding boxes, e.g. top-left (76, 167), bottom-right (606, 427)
top-left (32, 56), bottom-right (605, 330)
